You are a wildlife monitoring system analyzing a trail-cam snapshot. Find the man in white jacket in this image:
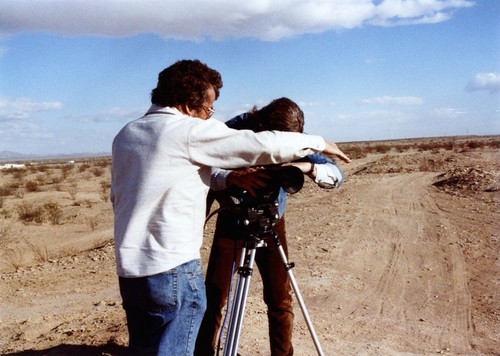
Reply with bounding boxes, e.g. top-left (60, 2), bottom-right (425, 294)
top-left (111, 59), bottom-right (350, 355)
